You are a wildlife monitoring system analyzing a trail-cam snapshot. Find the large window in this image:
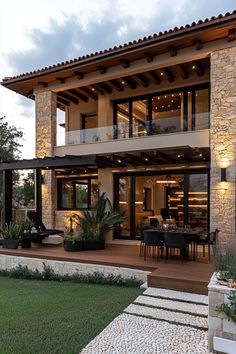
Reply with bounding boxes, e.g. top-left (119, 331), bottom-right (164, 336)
top-left (114, 84), bottom-right (209, 139)
top-left (58, 178), bottom-right (98, 210)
